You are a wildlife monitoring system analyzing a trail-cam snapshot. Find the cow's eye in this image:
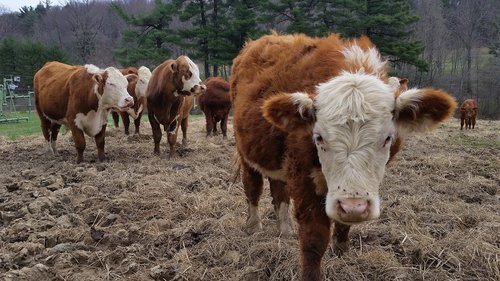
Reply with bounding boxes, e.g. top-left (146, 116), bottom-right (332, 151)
top-left (186, 71), bottom-right (192, 79)
top-left (383, 135), bottom-right (392, 147)
top-left (313, 133), bottom-right (323, 144)
top-left (108, 82), bottom-right (115, 87)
